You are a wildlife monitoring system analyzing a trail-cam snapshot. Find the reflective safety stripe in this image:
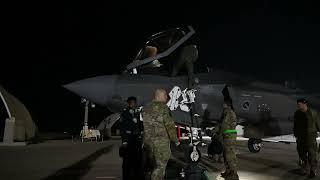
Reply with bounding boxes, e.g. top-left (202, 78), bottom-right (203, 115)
top-left (224, 129), bottom-right (237, 134)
